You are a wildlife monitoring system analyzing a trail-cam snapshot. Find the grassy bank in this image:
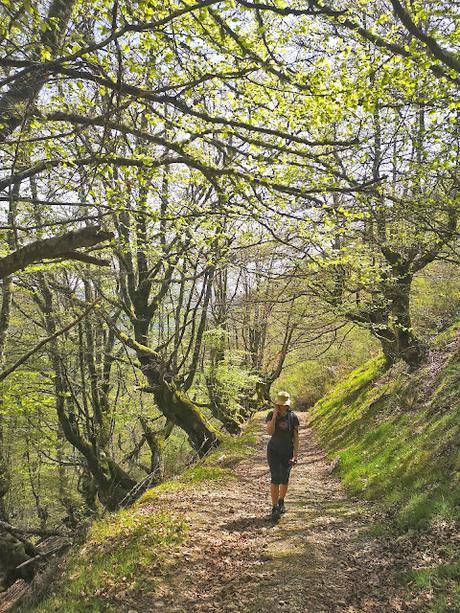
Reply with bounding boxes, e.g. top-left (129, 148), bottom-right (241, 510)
top-left (309, 331), bottom-right (460, 610)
